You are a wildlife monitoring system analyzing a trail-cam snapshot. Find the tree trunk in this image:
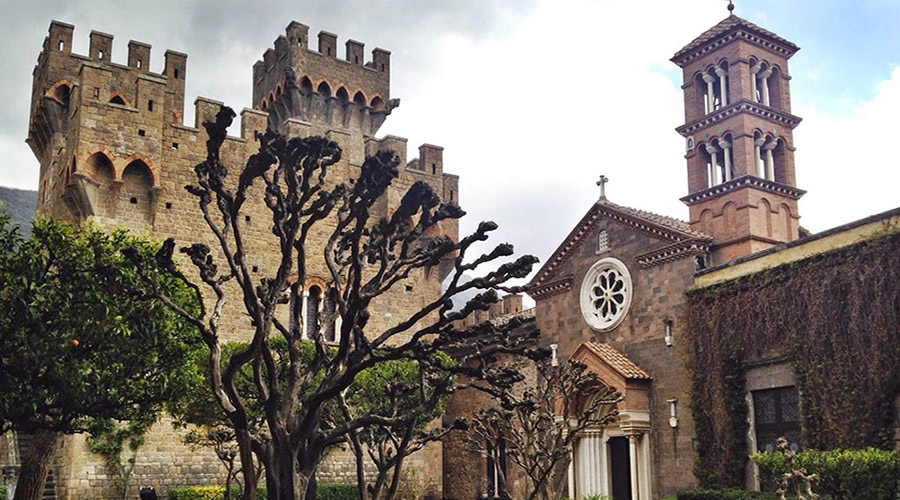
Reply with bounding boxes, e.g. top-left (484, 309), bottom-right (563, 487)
top-left (235, 428), bottom-right (257, 500)
top-left (14, 430), bottom-right (62, 500)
